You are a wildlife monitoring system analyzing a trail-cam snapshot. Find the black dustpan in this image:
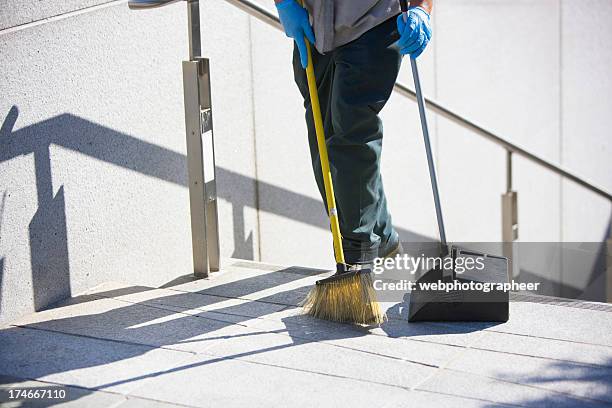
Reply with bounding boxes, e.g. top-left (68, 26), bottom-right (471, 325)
top-left (408, 245), bottom-right (509, 322)
top-left (404, 53), bottom-right (510, 322)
